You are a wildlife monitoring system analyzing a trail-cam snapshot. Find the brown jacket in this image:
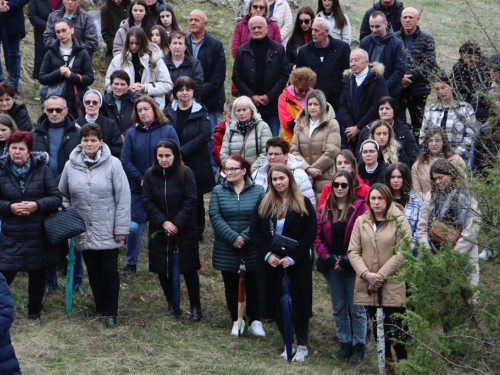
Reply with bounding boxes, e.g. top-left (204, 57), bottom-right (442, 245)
top-left (348, 203), bottom-right (411, 307)
top-left (290, 103), bottom-right (341, 195)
